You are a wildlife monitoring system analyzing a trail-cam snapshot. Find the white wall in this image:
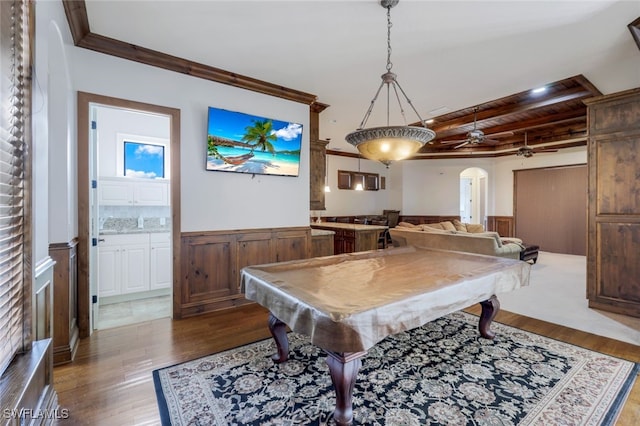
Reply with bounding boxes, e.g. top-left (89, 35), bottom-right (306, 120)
top-left (36, 2), bottom-right (75, 260)
top-left (39, 1), bottom-right (310, 234)
top-left (397, 150), bottom-right (587, 218)
top-left (400, 157), bottom-right (496, 216)
top-left (96, 107), bottom-right (170, 178)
